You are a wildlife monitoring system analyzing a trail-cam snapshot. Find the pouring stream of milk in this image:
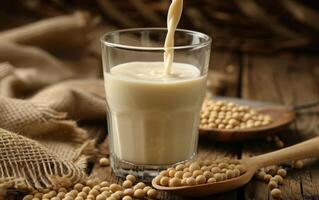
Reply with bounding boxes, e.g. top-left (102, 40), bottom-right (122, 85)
top-left (163, 0), bottom-right (183, 75)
